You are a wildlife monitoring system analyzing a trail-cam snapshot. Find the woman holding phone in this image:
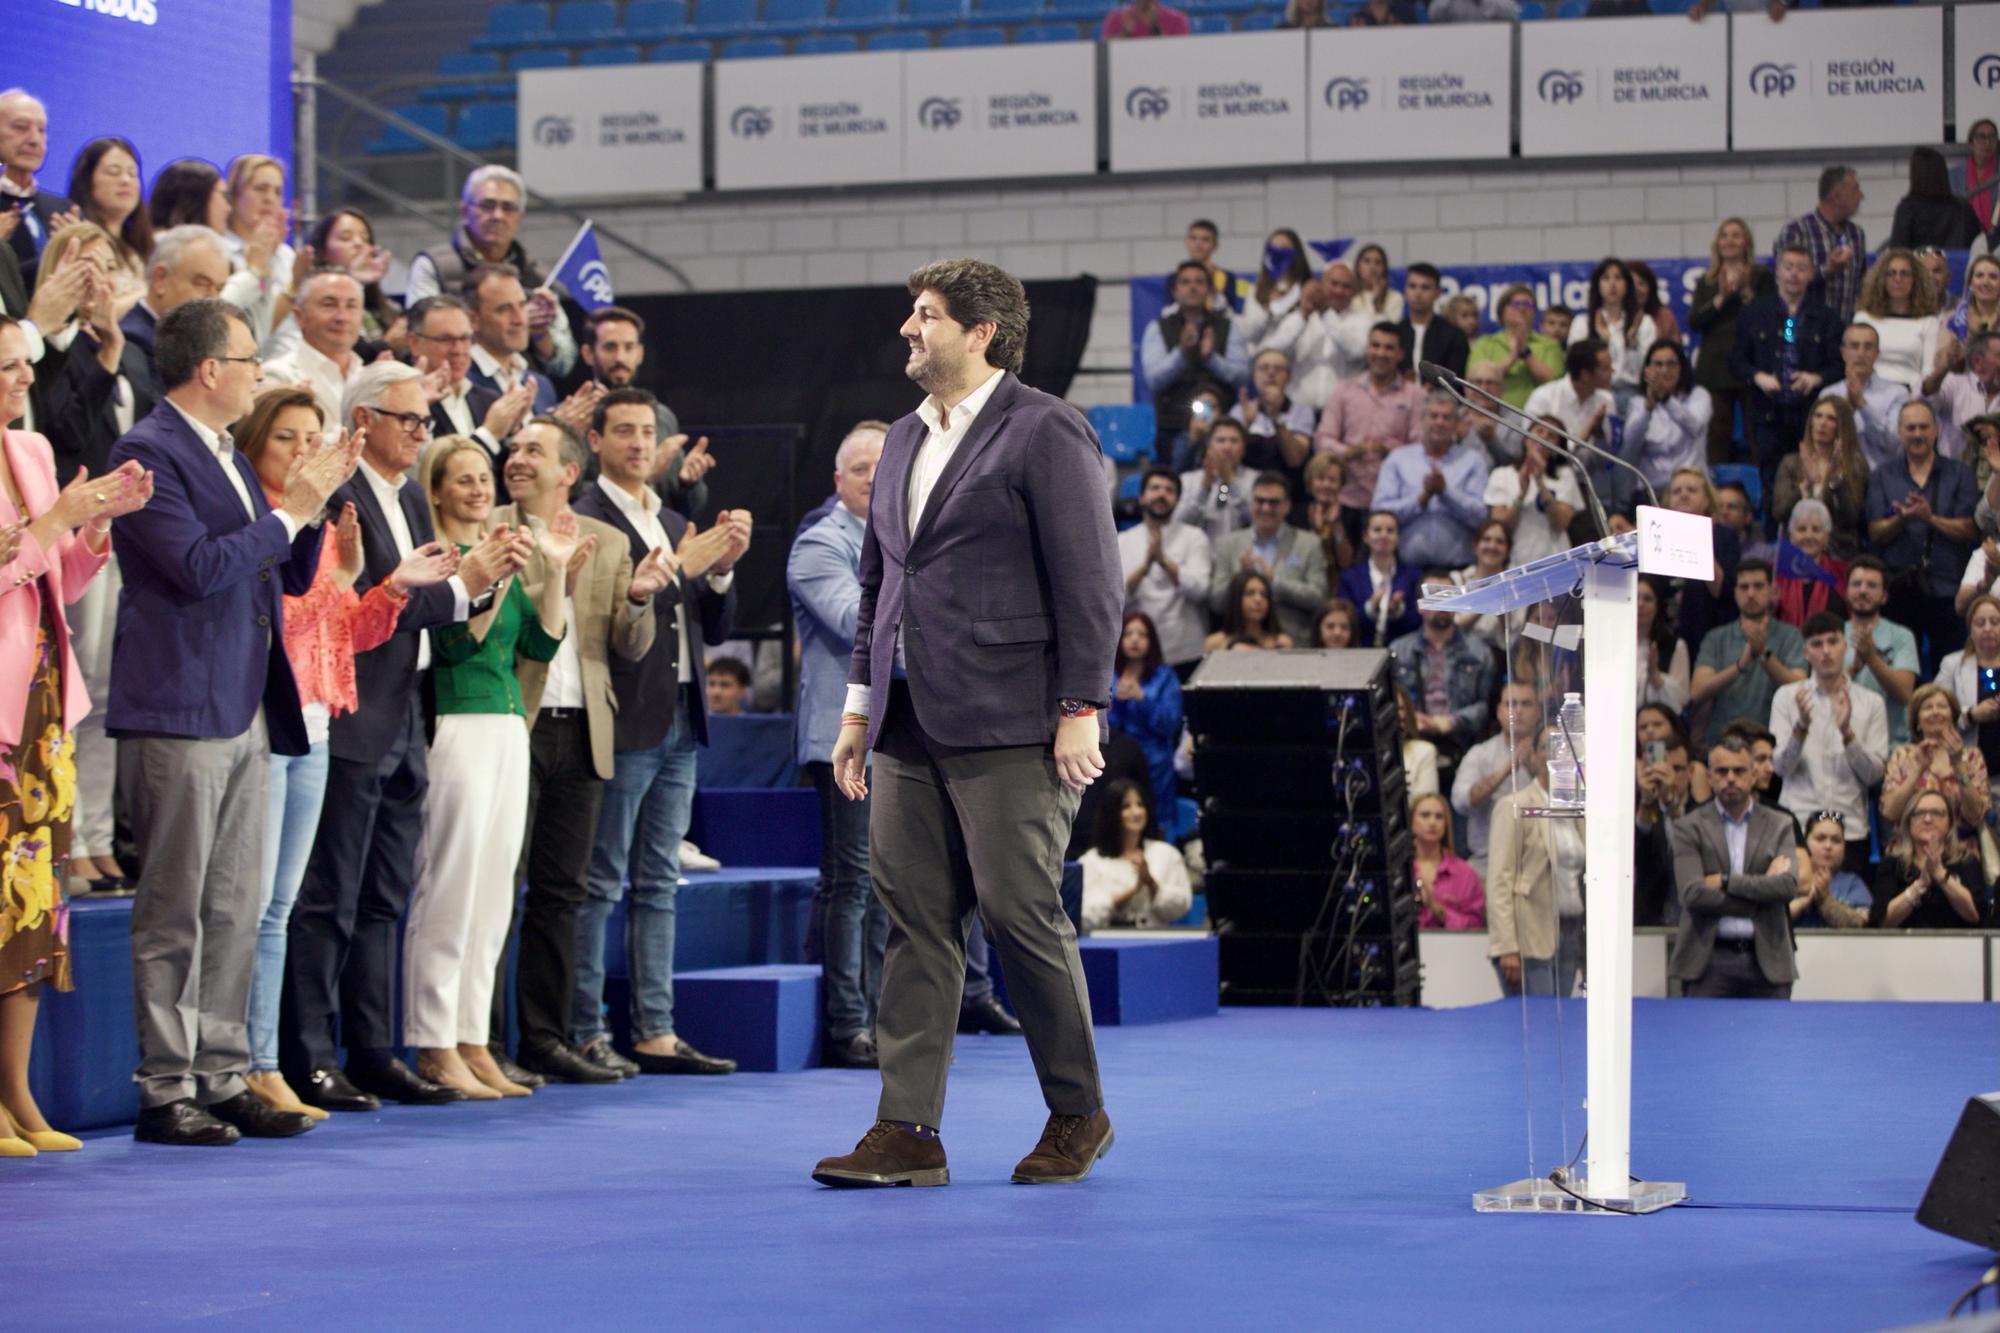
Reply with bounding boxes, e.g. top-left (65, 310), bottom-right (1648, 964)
top-left (1936, 594), bottom-right (2000, 812)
